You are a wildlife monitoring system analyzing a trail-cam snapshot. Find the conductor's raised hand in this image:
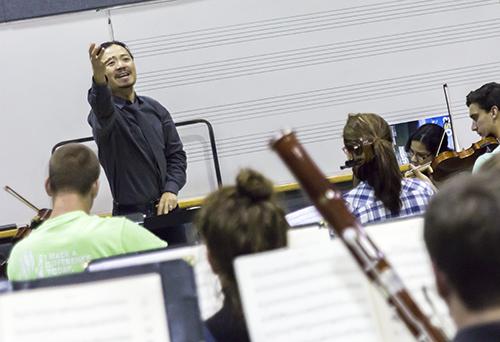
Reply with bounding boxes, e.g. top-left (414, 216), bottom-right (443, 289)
top-left (88, 43), bottom-right (107, 85)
